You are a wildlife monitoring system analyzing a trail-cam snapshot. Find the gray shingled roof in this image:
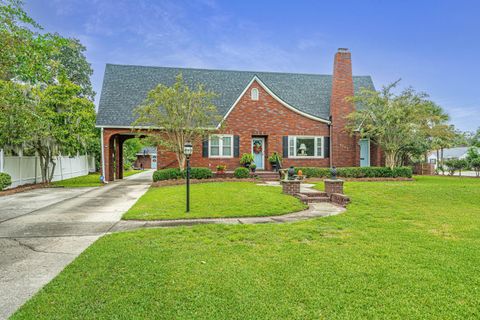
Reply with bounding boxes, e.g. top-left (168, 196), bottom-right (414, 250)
top-left (96, 64), bottom-right (375, 127)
